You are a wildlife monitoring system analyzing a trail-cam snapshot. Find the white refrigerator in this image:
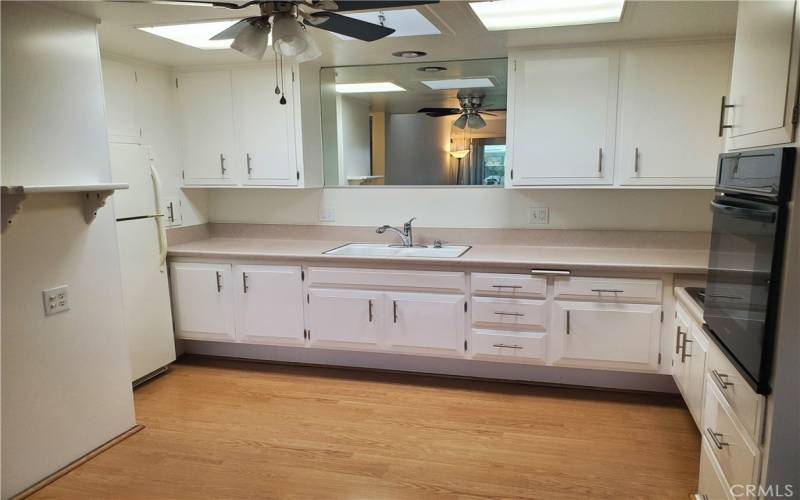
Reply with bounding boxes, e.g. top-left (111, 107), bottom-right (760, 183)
top-left (109, 141), bottom-right (176, 383)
